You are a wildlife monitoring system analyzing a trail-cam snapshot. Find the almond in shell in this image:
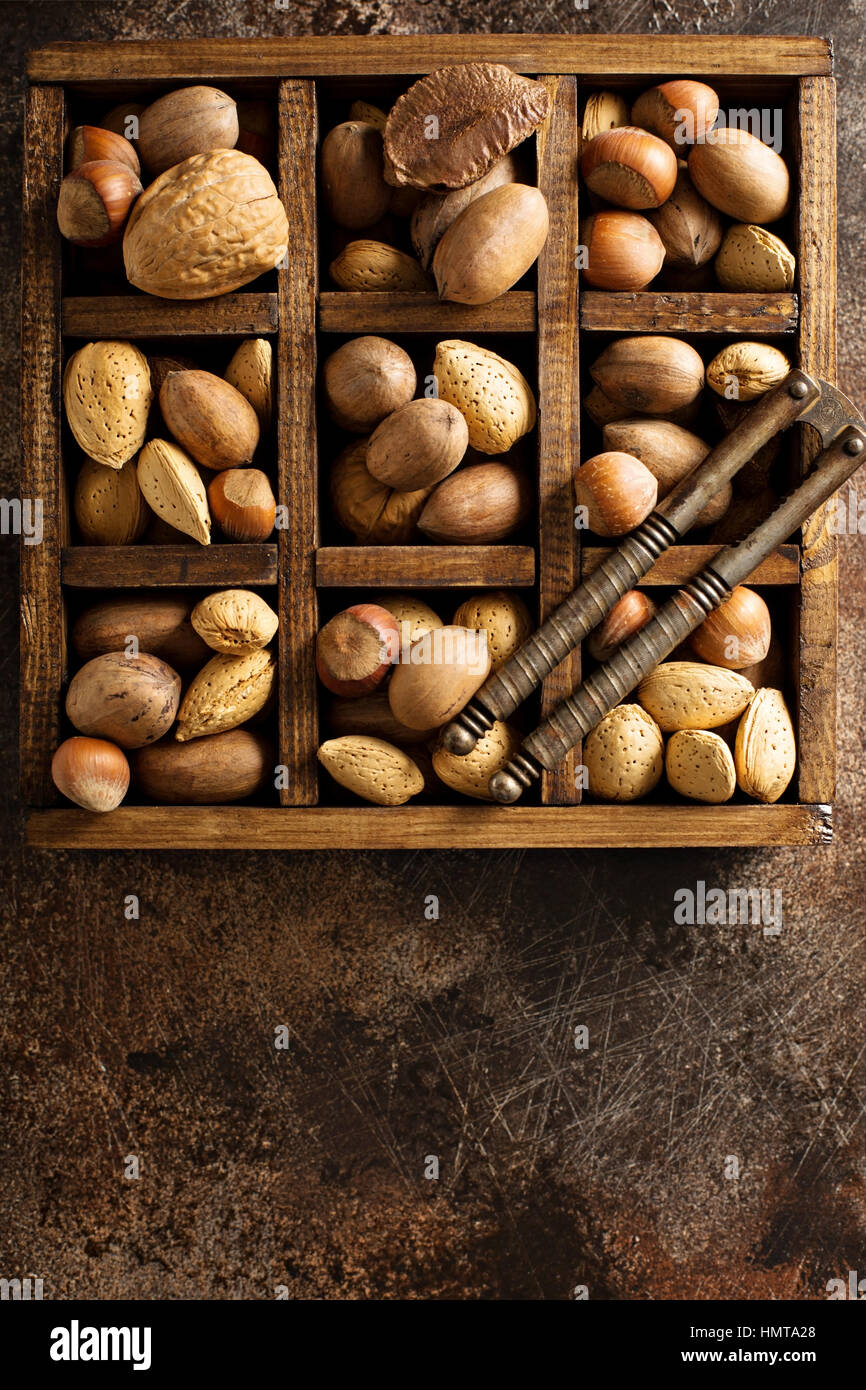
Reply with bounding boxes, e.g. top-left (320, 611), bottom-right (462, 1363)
top-left (734, 687), bottom-right (796, 803)
top-left (433, 719), bottom-right (522, 801)
top-left (433, 340), bottom-right (536, 454)
top-left (191, 589), bottom-right (279, 655)
top-left (74, 455), bottom-right (149, 545)
top-left (176, 647), bottom-right (276, 742)
top-left (329, 240), bottom-right (431, 291)
top-left (665, 729), bottom-right (736, 803)
top-left (224, 338), bottom-right (273, 429)
top-left (317, 735), bottom-right (424, 806)
top-left (715, 223), bottom-right (796, 292)
top-left (584, 704), bottom-right (664, 802)
top-left (137, 439), bottom-right (211, 545)
top-left (64, 341), bottom-right (153, 469)
top-left (638, 661), bottom-right (754, 732)
top-left (706, 342), bottom-right (792, 402)
top-left (452, 590), bottom-right (532, 669)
